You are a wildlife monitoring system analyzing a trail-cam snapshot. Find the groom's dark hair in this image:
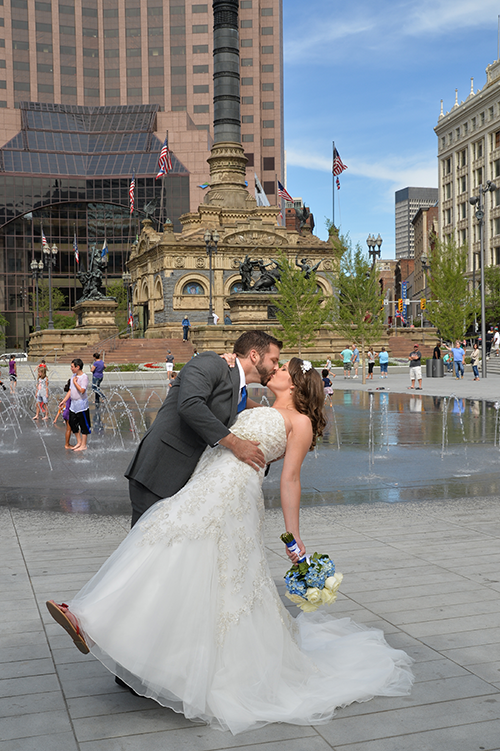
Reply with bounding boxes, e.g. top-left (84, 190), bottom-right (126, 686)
top-left (233, 330), bottom-right (283, 358)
